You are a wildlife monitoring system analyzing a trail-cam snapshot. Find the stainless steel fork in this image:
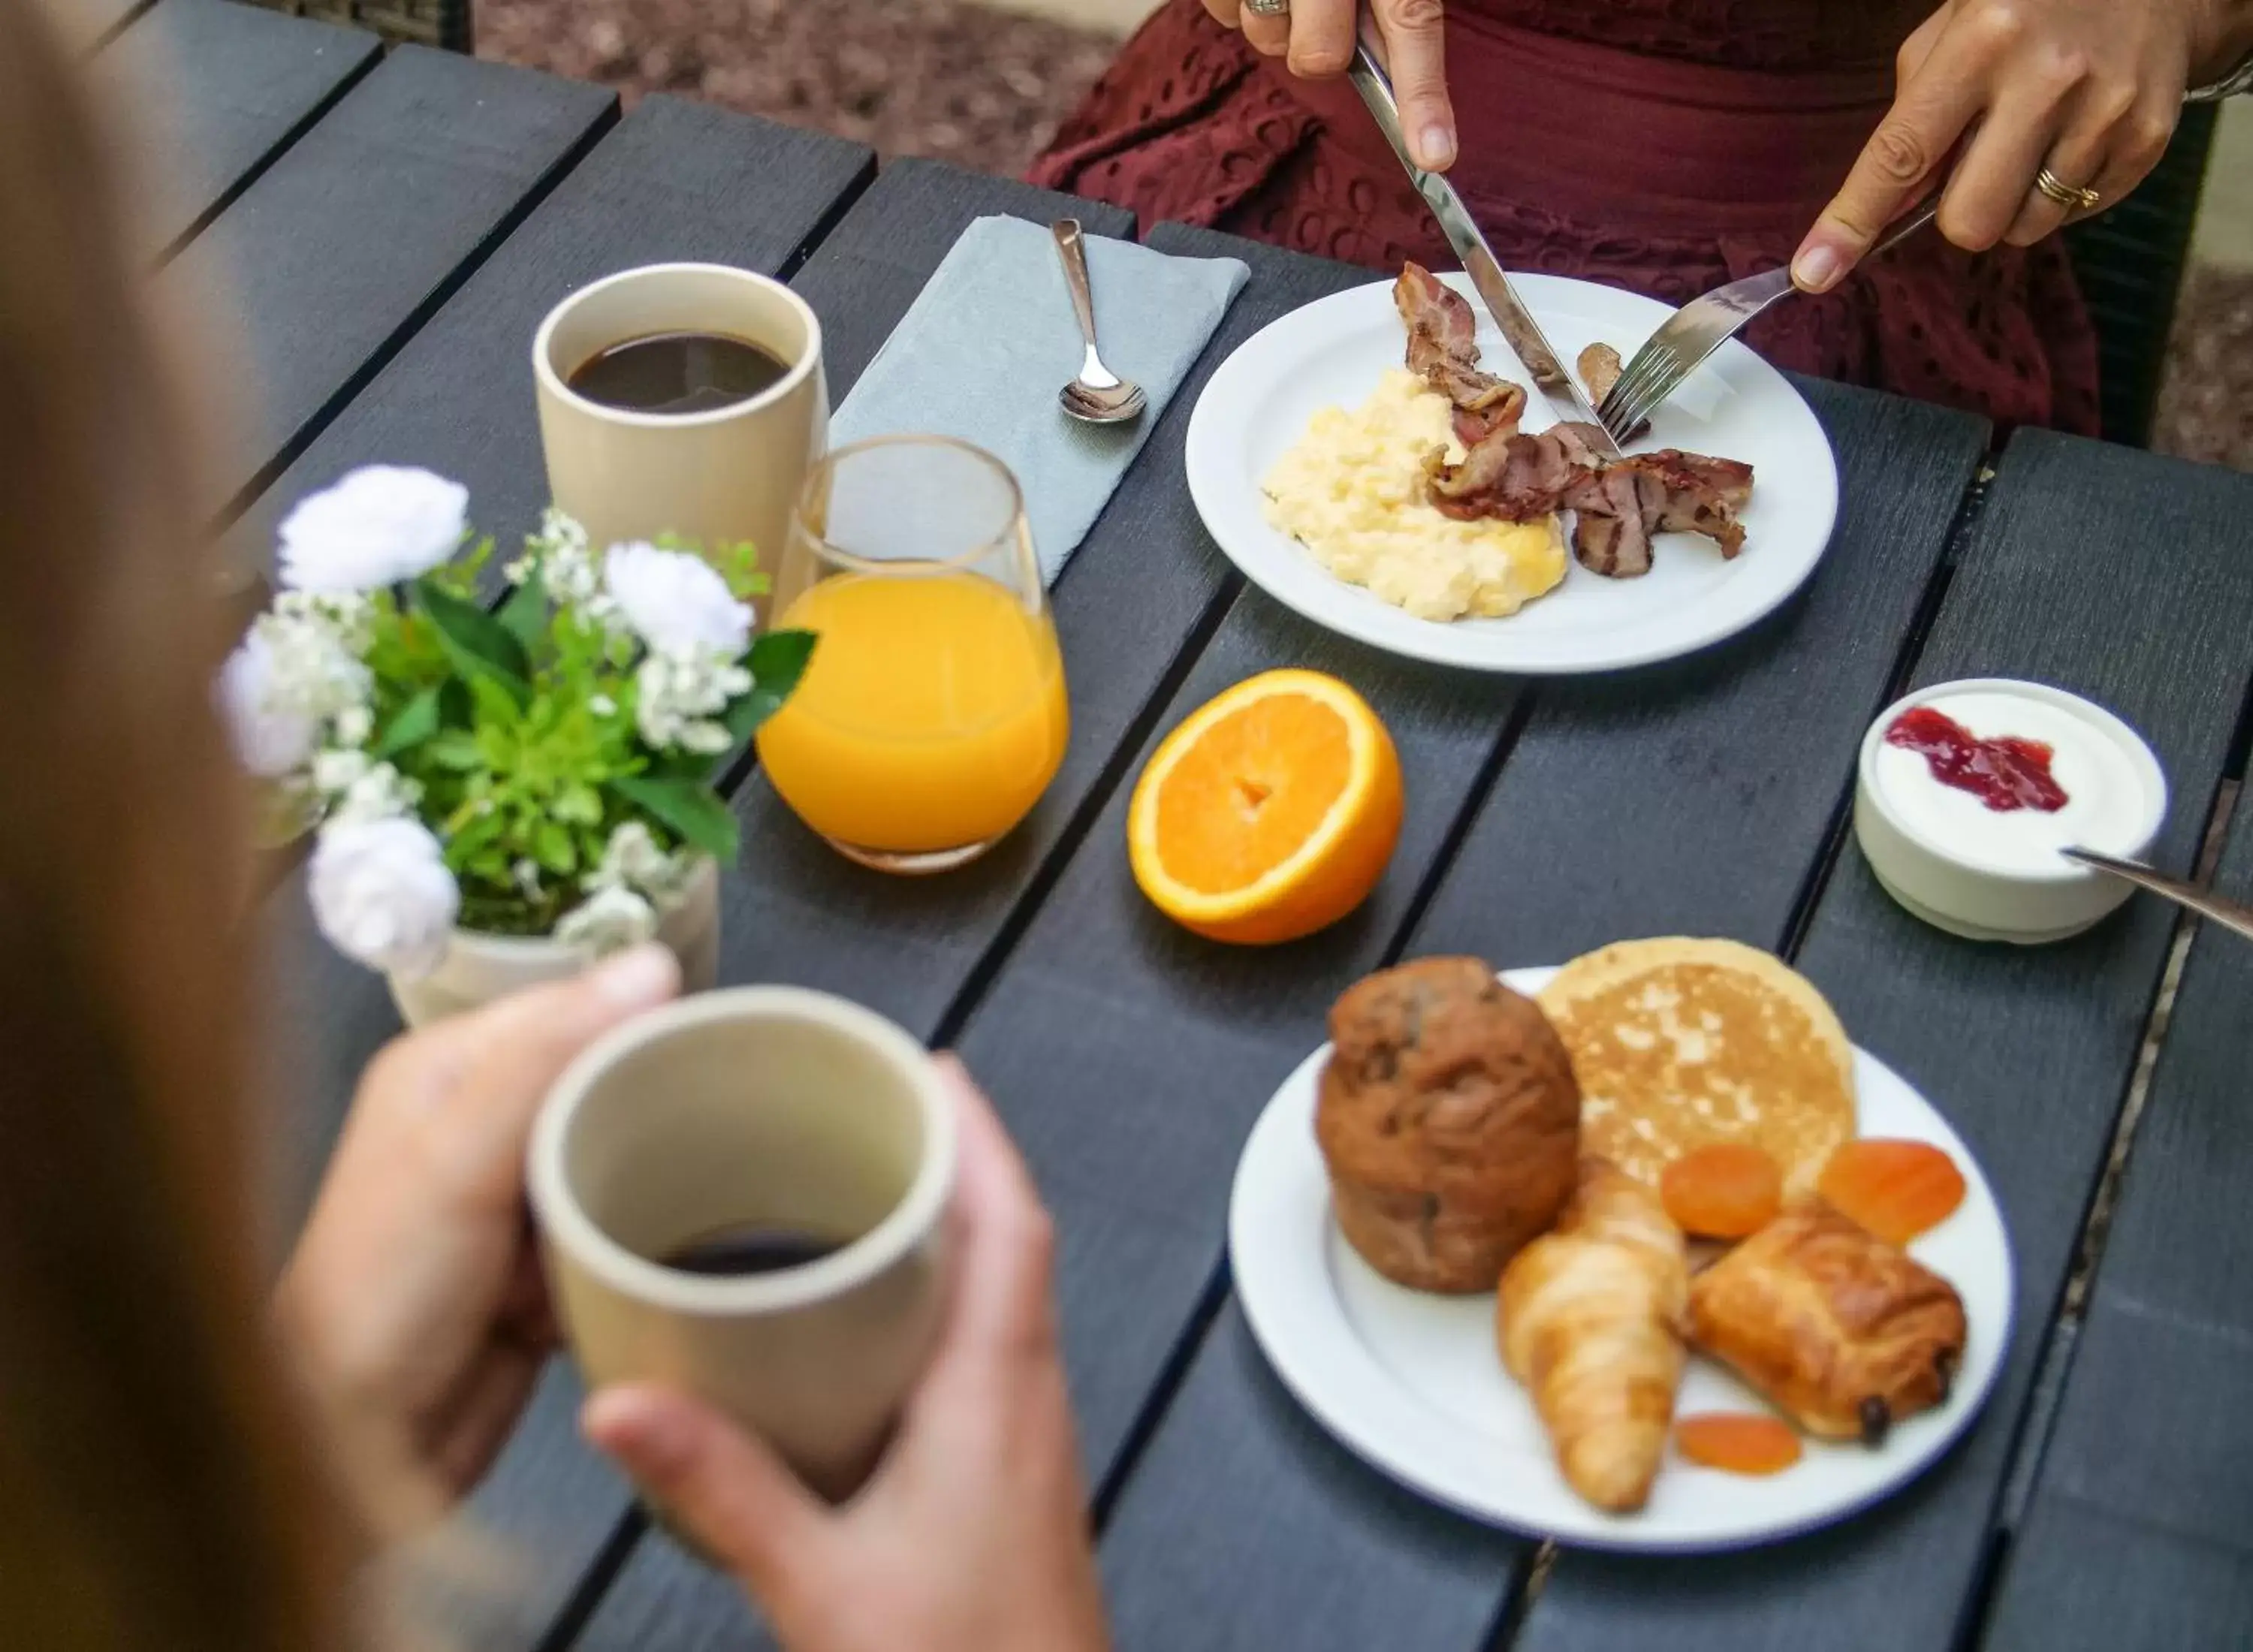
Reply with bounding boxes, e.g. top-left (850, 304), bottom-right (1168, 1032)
top-left (1596, 197), bottom-right (1941, 445)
